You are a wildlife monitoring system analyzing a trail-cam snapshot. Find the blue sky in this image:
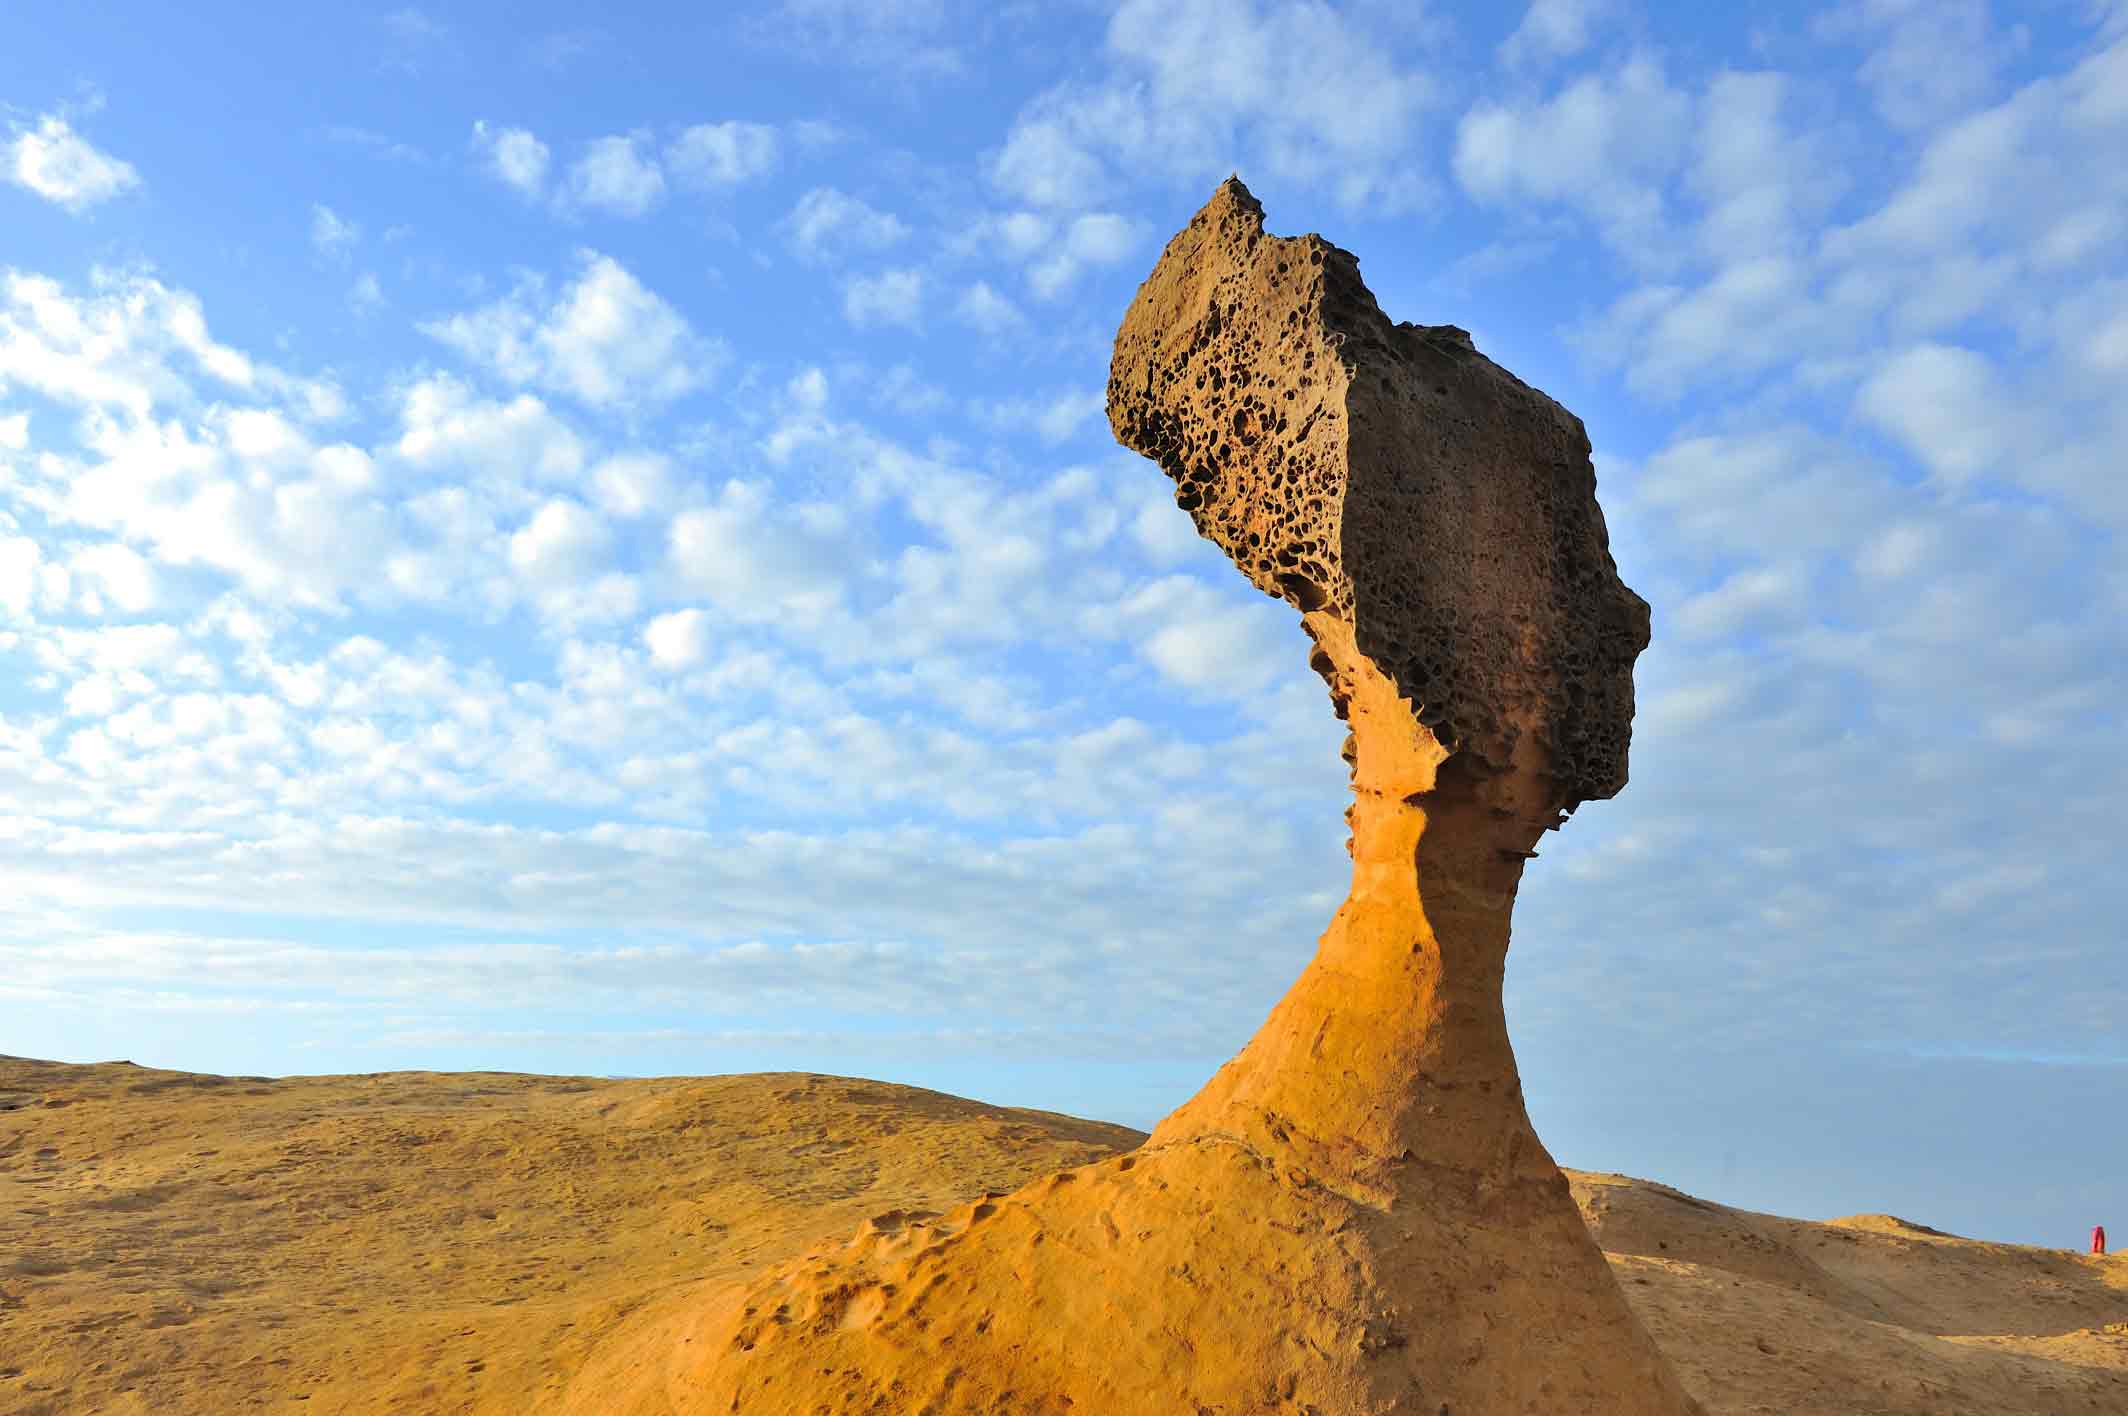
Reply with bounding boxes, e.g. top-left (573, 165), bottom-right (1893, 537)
top-left (3, 0), bottom-right (2123, 1249)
